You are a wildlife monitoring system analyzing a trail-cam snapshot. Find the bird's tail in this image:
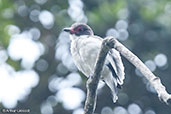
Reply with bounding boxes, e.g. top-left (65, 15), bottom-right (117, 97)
top-left (104, 75), bottom-right (118, 103)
